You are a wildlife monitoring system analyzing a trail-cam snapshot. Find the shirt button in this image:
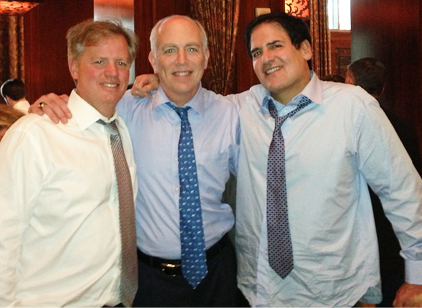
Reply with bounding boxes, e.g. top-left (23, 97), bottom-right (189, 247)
top-left (175, 187), bottom-right (179, 192)
top-left (174, 156), bottom-right (178, 161)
